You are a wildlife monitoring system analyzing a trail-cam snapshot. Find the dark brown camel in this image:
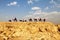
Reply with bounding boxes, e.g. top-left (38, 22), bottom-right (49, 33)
top-left (13, 17), bottom-right (17, 22)
top-left (19, 20), bottom-right (23, 22)
top-left (43, 19), bottom-right (46, 22)
top-left (38, 18), bottom-right (42, 21)
top-left (29, 18), bottom-right (32, 22)
top-left (8, 20), bottom-right (12, 22)
top-left (34, 18), bottom-right (37, 22)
